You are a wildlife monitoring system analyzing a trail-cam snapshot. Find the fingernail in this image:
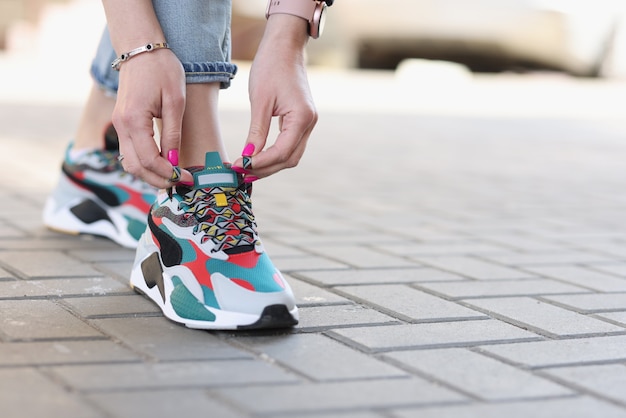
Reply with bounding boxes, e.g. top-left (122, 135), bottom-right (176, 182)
top-left (242, 143), bottom-right (255, 157)
top-left (243, 176), bottom-right (259, 183)
top-left (231, 165), bottom-right (248, 174)
top-left (178, 180), bottom-right (194, 186)
top-left (167, 149), bottom-right (179, 166)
